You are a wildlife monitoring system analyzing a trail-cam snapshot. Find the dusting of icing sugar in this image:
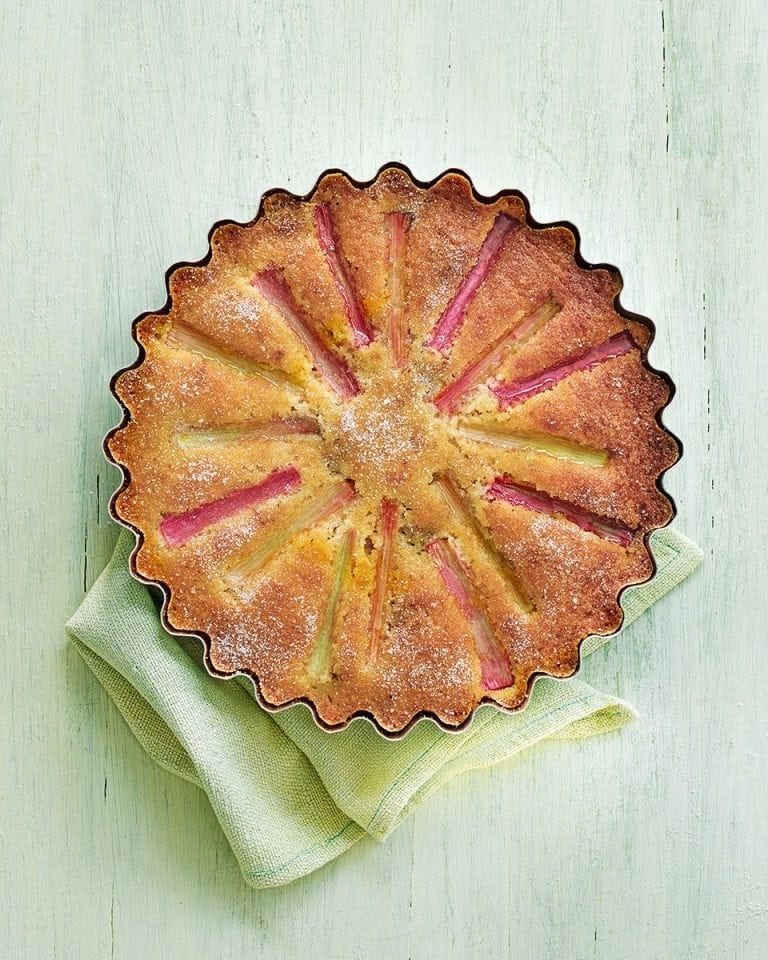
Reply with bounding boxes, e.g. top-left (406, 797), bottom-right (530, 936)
top-left (230, 569), bottom-right (271, 604)
top-left (205, 288), bottom-right (263, 331)
top-left (379, 652), bottom-right (473, 690)
top-left (408, 659), bottom-right (469, 685)
top-left (441, 657), bottom-right (473, 687)
top-left (331, 368), bottom-right (450, 505)
top-left (212, 622), bottom-right (254, 661)
top-left (340, 405), bottom-right (422, 470)
top-left (529, 512), bottom-right (570, 544)
top-left (212, 591), bottom-right (320, 670)
top-left (382, 615), bottom-right (473, 688)
top-left (338, 402), bottom-right (422, 465)
top-left (498, 620), bottom-right (540, 664)
top-left (527, 515), bottom-right (584, 569)
top-left (183, 459), bottom-right (220, 484)
top-left (204, 514), bottom-right (264, 557)
top-left (423, 276), bottom-right (454, 315)
top-left (177, 372), bottom-right (207, 396)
